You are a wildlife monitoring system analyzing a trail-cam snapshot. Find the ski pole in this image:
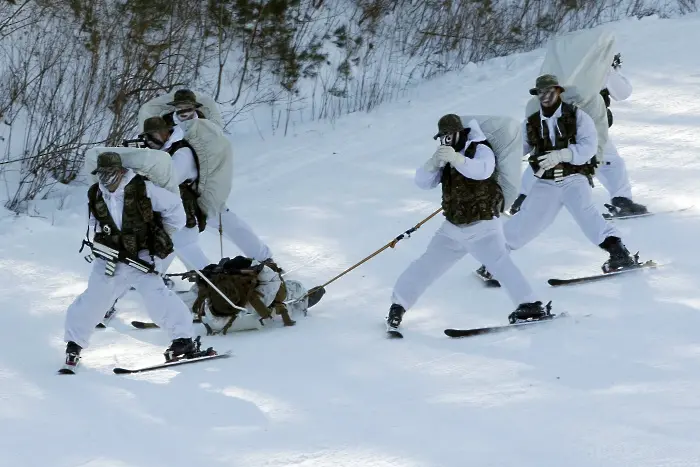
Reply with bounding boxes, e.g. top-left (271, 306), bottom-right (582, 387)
top-left (299, 207), bottom-right (443, 300)
top-left (218, 213), bottom-right (224, 258)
